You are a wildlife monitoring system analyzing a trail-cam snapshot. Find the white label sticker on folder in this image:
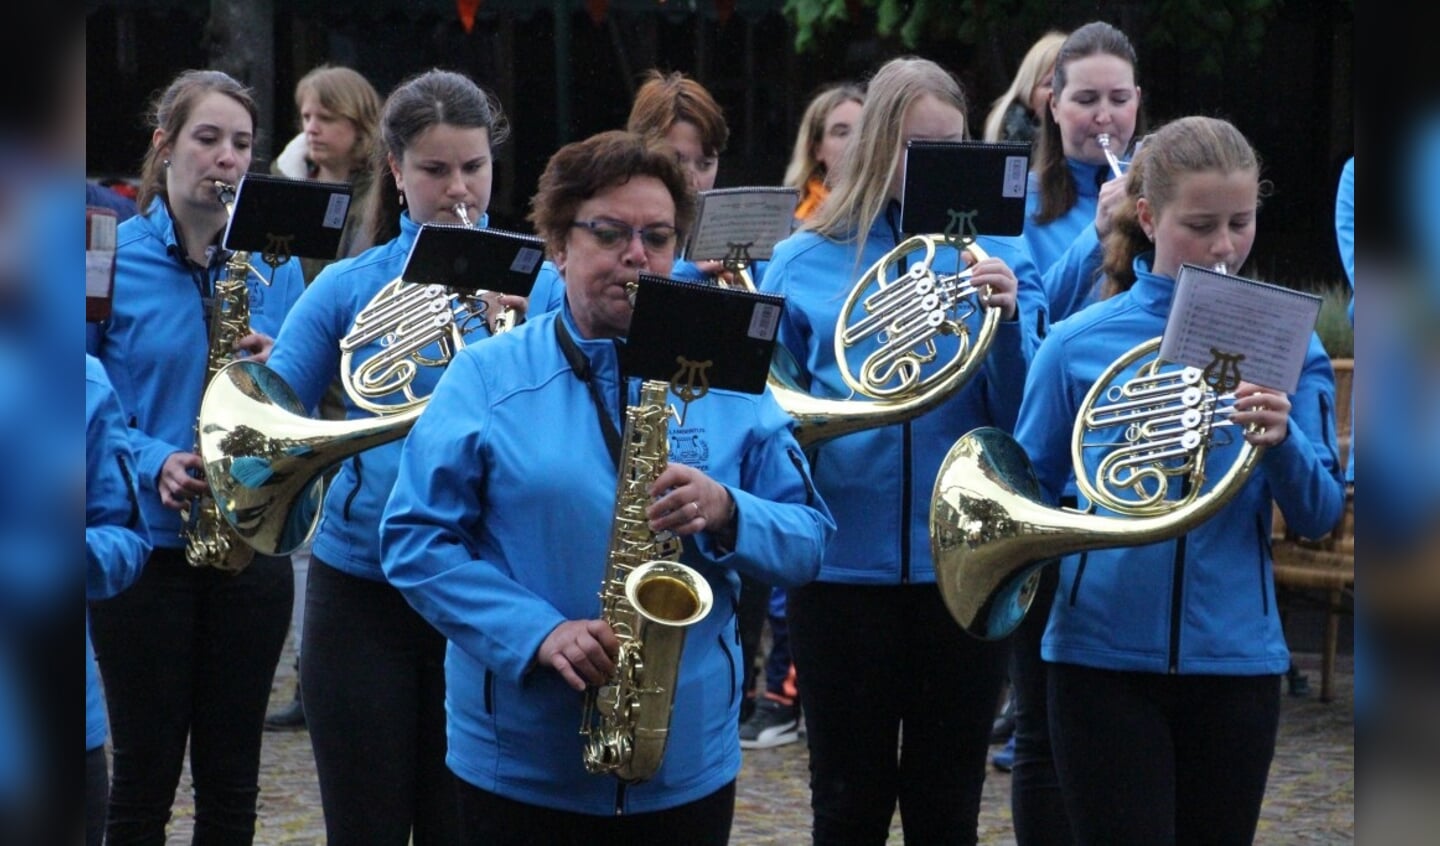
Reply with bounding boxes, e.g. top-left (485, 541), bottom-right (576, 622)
top-left (510, 247), bottom-right (543, 275)
top-left (748, 302), bottom-right (781, 341)
top-left (324, 194), bottom-right (351, 229)
top-left (1003, 157), bottom-right (1027, 198)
